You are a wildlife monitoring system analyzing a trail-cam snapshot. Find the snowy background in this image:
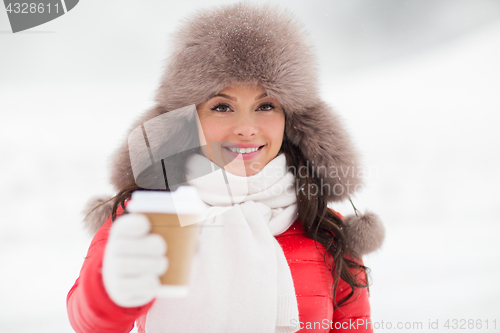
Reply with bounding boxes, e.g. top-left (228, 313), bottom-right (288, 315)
top-left (1, 0), bottom-right (500, 332)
